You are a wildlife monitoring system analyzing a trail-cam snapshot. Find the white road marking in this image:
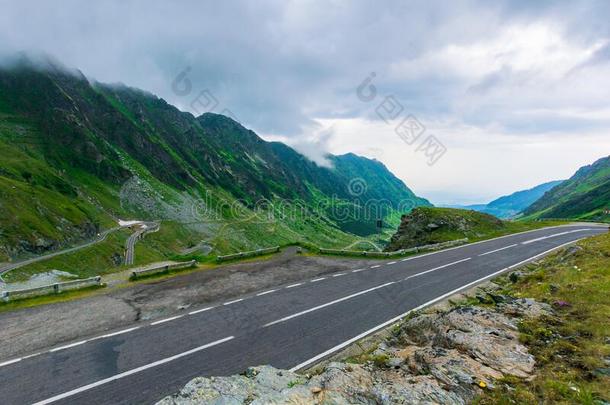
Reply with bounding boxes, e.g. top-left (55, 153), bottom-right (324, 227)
top-left (478, 244), bottom-right (518, 256)
top-left (404, 258), bottom-right (471, 281)
top-left (386, 261), bottom-right (397, 265)
top-left (223, 298), bottom-right (244, 306)
top-left (96, 327), bottom-right (141, 340)
top-left (310, 277), bottom-right (326, 283)
top-left (522, 229), bottom-right (593, 245)
top-left (264, 282), bottom-right (395, 328)
top-left (49, 340), bottom-right (88, 353)
top-left (285, 283), bottom-right (303, 289)
top-left (351, 268), bottom-right (365, 273)
top-left (289, 237), bottom-right (589, 372)
top-left (370, 265), bottom-right (381, 269)
top-left (189, 306), bottom-right (215, 315)
top-left (256, 289), bottom-right (277, 296)
top-left (32, 336), bottom-right (235, 405)
top-left (0, 358), bottom-right (22, 368)
top-left (332, 273), bottom-right (346, 277)
top-left (150, 315), bottom-right (184, 326)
